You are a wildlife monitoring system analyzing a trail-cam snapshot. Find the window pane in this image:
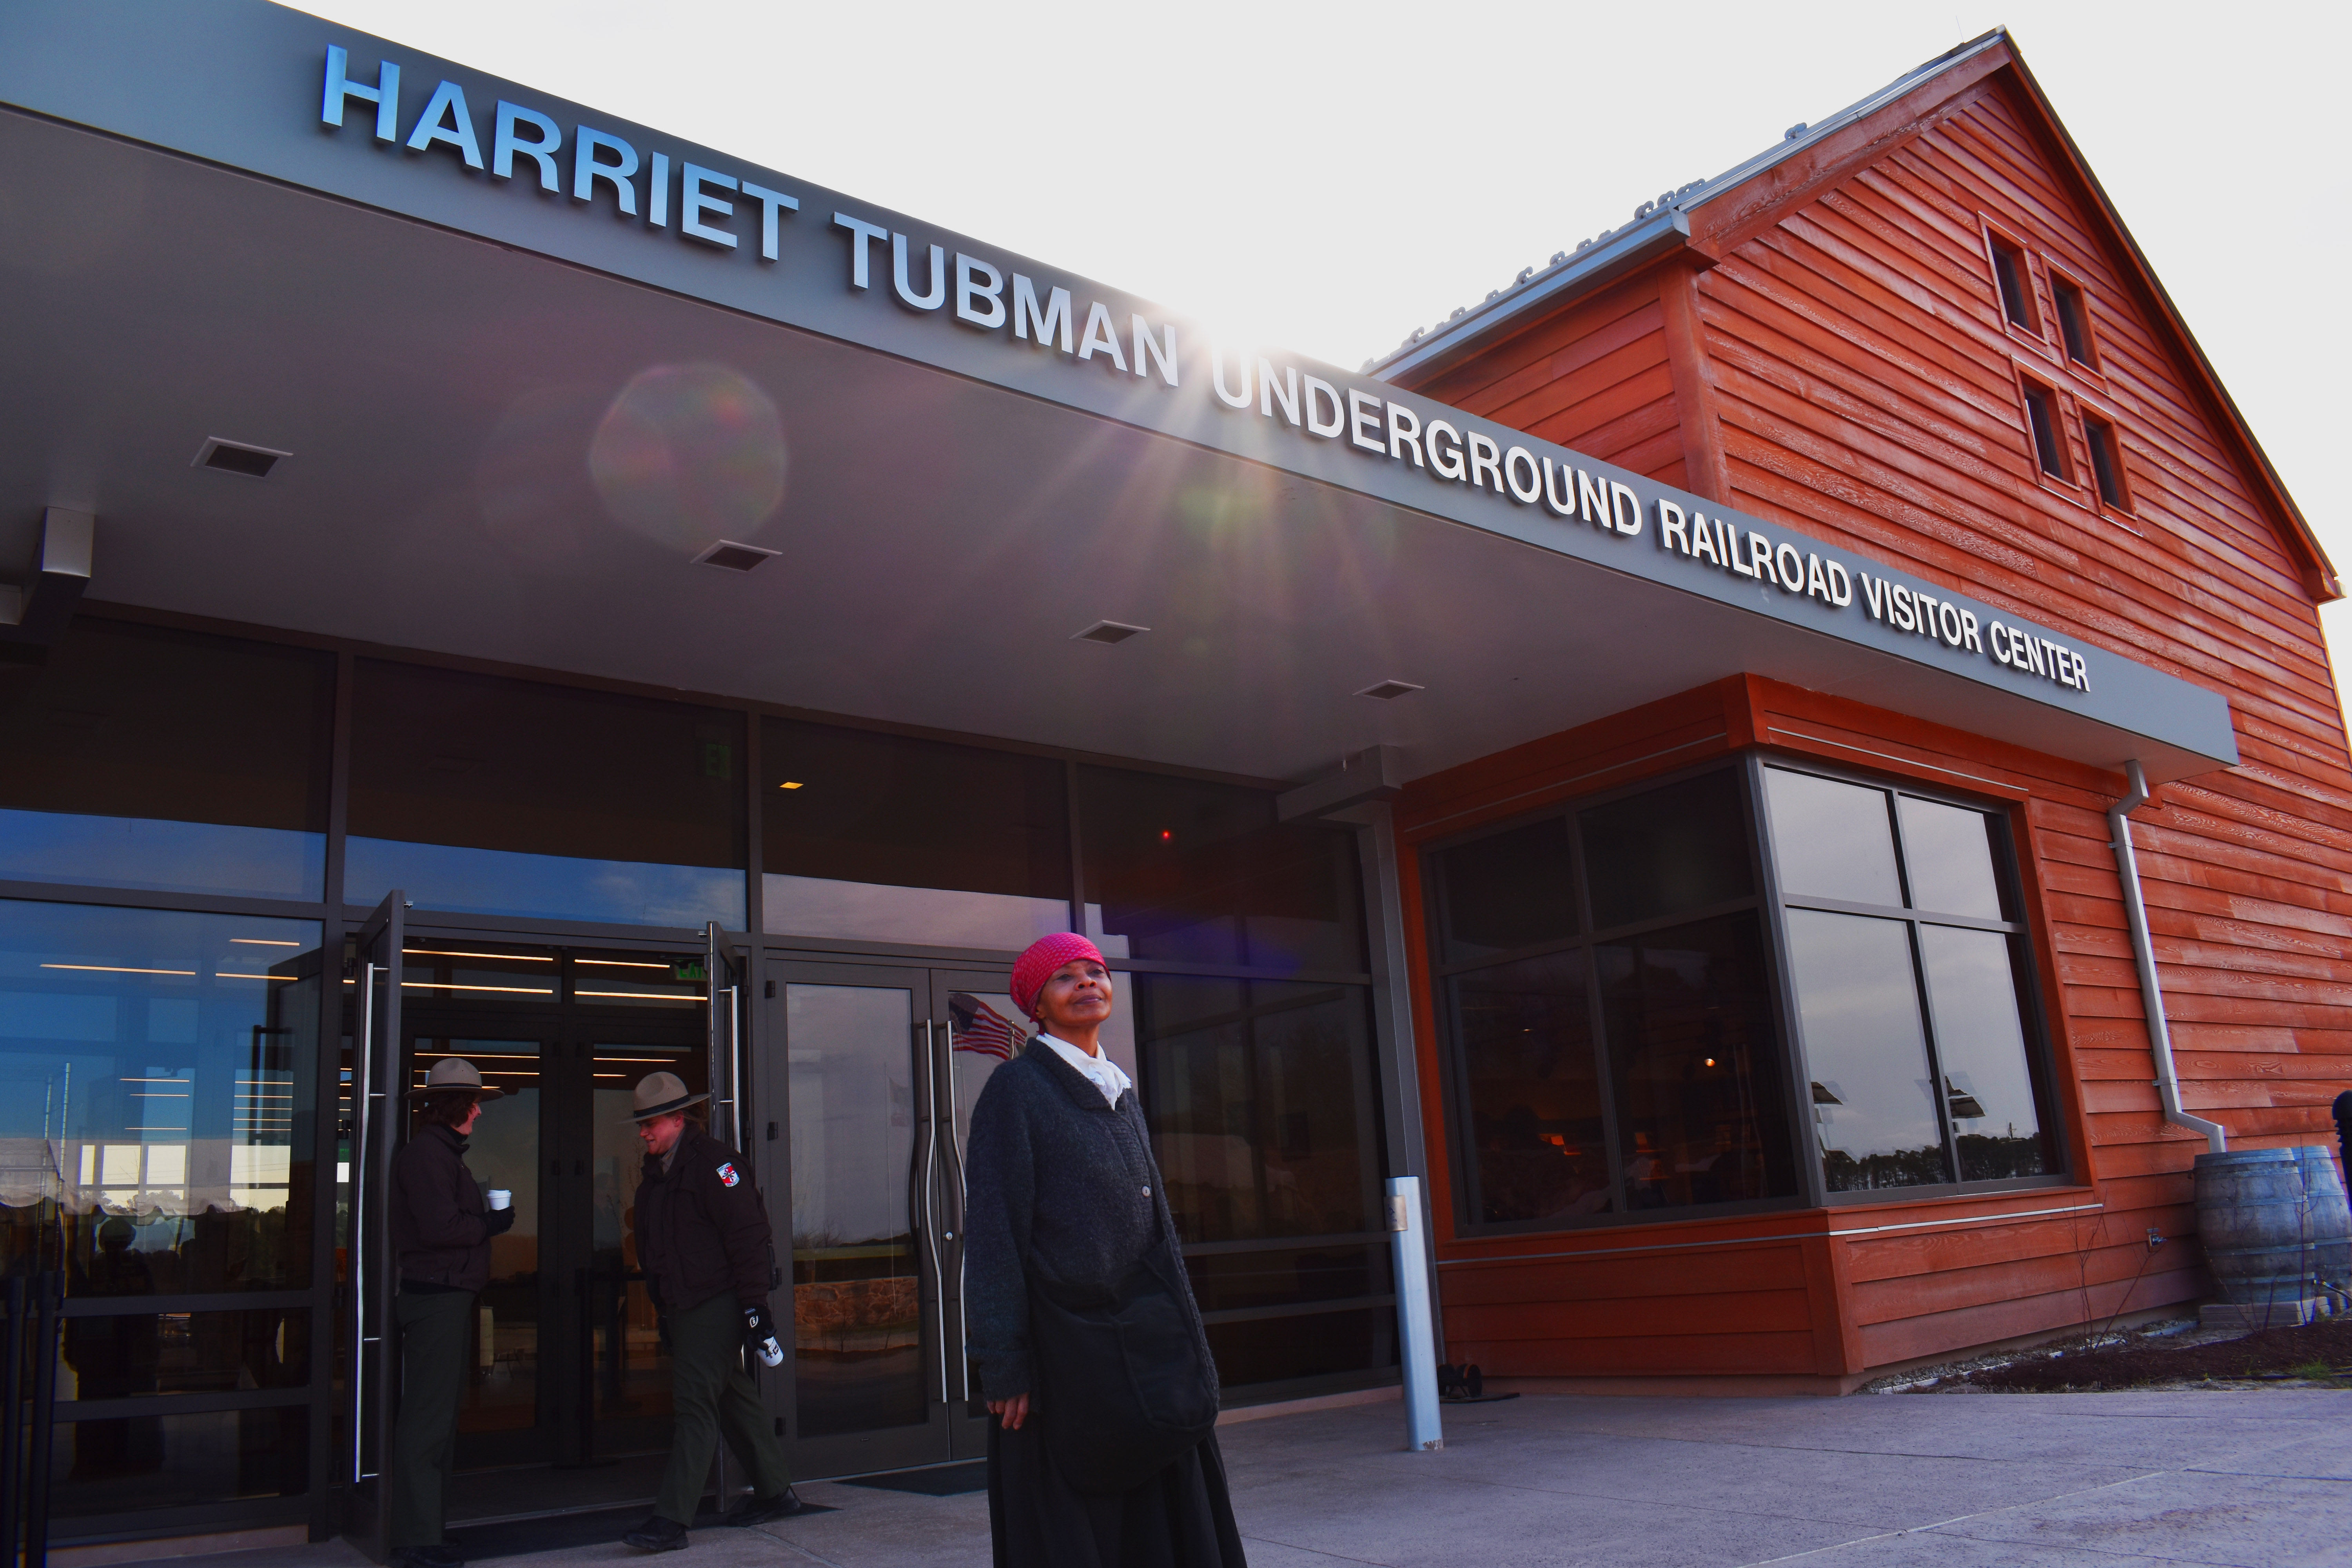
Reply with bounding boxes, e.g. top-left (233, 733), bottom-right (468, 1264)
top-left (1078, 768), bottom-right (1364, 972)
top-left (0, 619), bottom-right (330, 899)
top-left (60, 1308), bottom-right (311, 1400)
top-left (0, 901), bottom-right (319, 1290)
top-left (1434, 818), bottom-right (1576, 964)
top-left (348, 662), bottom-right (745, 927)
top-left (1581, 770), bottom-right (1753, 930)
top-left (51, 1406), bottom-right (307, 1515)
top-left (1448, 952), bottom-right (1611, 1225)
top-left (1204, 1305), bottom-right (1395, 1390)
top-left (1596, 913), bottom-right (1797, 1210)
top-left (762, 719), bottom-right (1069, 949)
top-left (1182, 1244), bottom-right (1390, 1313)
top-left (1783, 909), bottom-right (1949, 1191)
top-left (1765, 769), bottom-right (1902, 907)
top-left (1896, 797), bottom-right (2006, 920)
top-left (1135, 977), bottom-right (1382, 1243)
top-left (1918, 926), bottom-right (2052, 1181)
